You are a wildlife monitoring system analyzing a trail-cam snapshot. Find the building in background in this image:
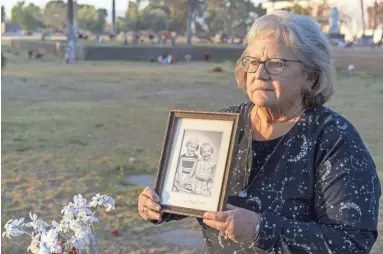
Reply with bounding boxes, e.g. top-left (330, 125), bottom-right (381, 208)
top-left (1, 22), bottom-right (23, 35)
